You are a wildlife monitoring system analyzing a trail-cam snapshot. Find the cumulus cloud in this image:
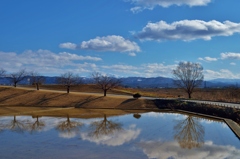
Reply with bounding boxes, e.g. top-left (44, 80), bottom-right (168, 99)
top-left (128, 0), bottom-right (212, 13)
top-left (139, 140), bottom-right (240, 159)
top-left (198, 56), bottom-right (218, 62)
top-left (230, 62), bottom-right (236, 66)
top-left (102, 63), bottom-right (176, 77)
top-left (80, 35), bottom-right (141, 53)
top-left (0, 50), bottom-right (100, 75)
top-left (142, 63), bottom-right (176, 77)
top-left (135, 20), bottom-right (240, 41)
top-left (102, 64), bottom-right (138, 71)
top-left (204, 69), bottom-right (240, 79)
top-left (221, 52), bottom-right (240, 60)
top-left (59, 52), bottom-right (102, 61)
top-left (59, 42), bottom-right (77, 50)
top-left (128, 52), bottom-right (137, 56)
